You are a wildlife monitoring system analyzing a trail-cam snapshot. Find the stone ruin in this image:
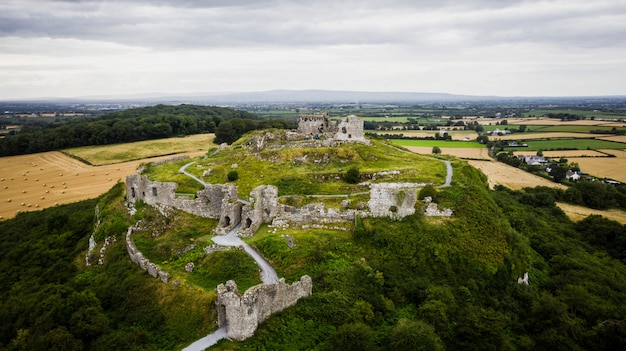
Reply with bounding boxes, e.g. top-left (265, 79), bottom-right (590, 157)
top-left (126, 172), bottom-right (450, 238)
top-left (297, 113), bottom-right (367, 143)
top-left (216, 276), bottom-right (313, 341)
